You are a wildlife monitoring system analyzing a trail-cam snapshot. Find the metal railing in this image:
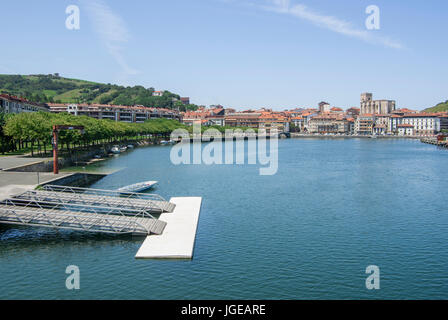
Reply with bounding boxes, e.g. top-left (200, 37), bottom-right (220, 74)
top-left (0, 201), bottom-right (154, 235)
top-left (16, 190), bottom-right (173, 215)
top-left (1, 198), bottom-right (157, 220)
top-left (42, 185), bottom-right (168, 202)
top-left (40, 185), bottom-right (175, 213)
